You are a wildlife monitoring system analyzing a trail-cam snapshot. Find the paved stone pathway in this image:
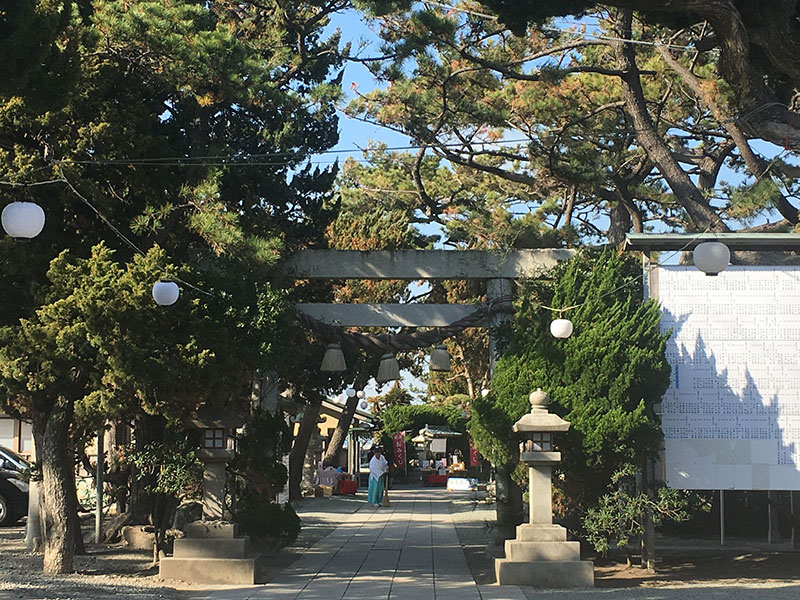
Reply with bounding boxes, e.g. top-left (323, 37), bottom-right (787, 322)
top-left (185, 488), bottom-right (526, 600)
